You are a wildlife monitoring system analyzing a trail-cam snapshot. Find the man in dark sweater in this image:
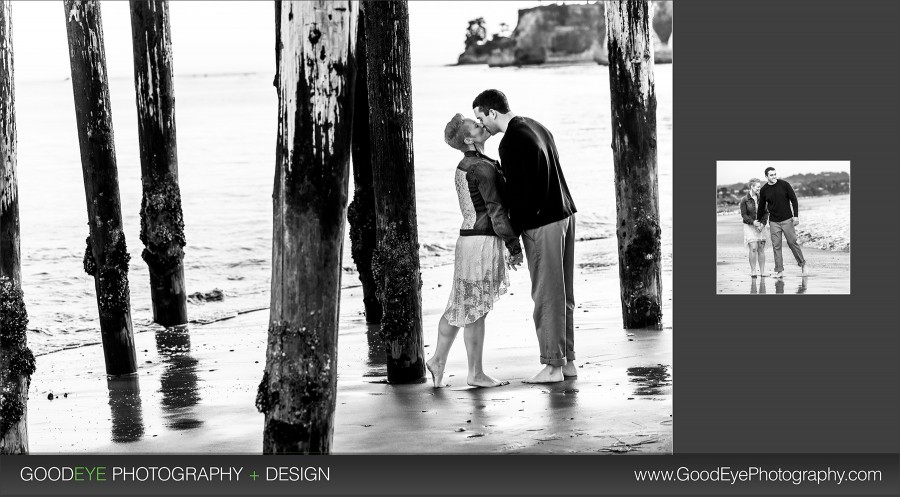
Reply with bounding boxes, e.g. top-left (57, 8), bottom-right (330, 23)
top-left (755, 167), bottom-right (807, 277)
top-left (473, 89), bottom-right (577, 383)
